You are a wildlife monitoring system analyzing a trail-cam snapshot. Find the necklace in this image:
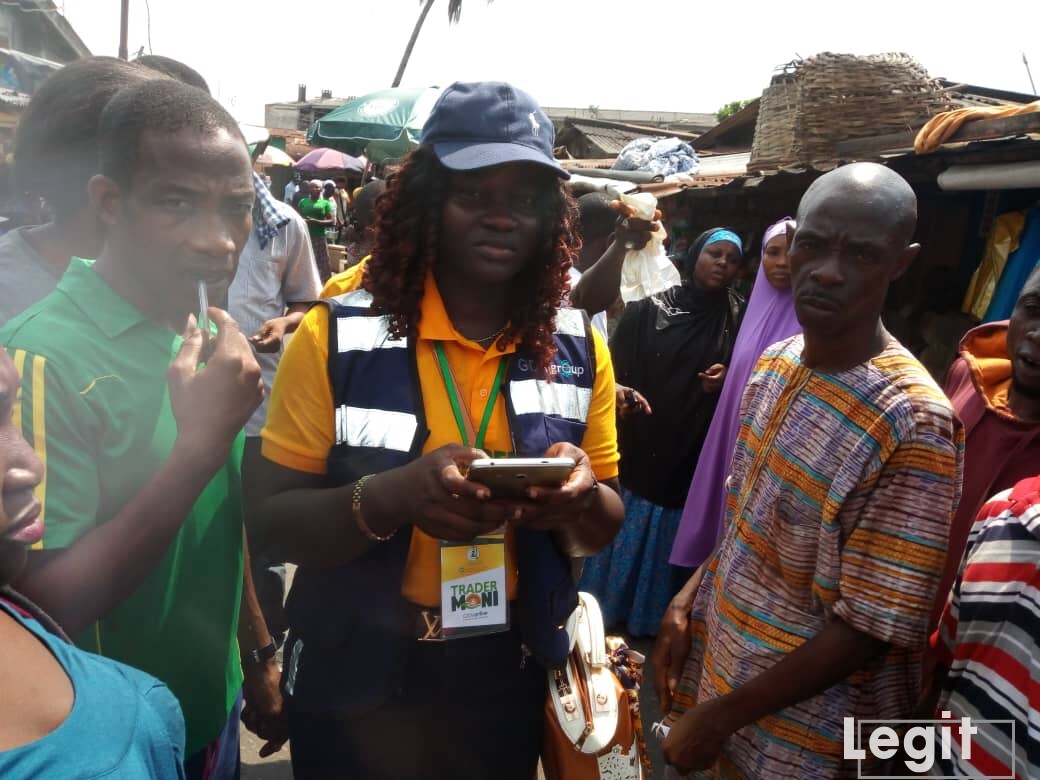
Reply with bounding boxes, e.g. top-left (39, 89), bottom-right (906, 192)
top-left (473, 324), bottom-right (507, 346)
